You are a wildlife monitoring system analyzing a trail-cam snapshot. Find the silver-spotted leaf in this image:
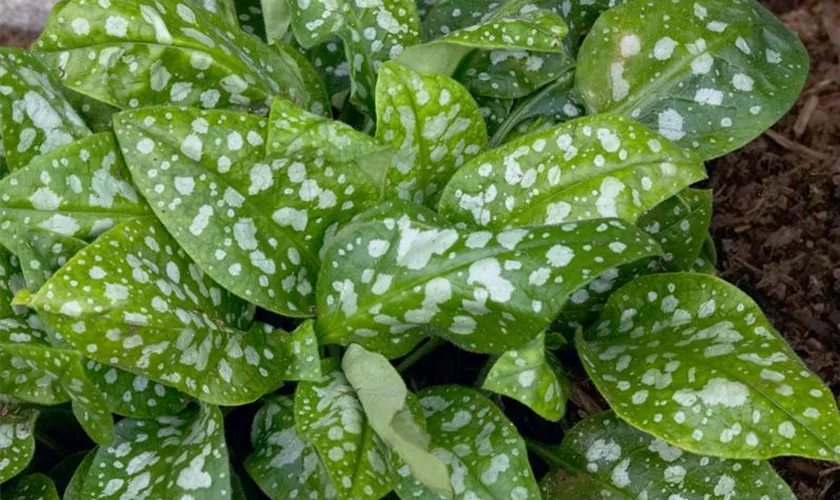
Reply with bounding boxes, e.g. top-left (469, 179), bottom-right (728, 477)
top-left (245, 395), bottom-right (336, 499)
top-left (294, 358), bottom-right (394, 500)
top-left (343, 344), bottom-right (452, 496)
top-left (439, 115), bottom-right (706, 229)
top-left (0, 49), bottom-right (90, 172)
top-left (574, 0), bottom-right (809, 160)
top-left (638, 189), bottom-right (713, 272)
top-left (34, 0), bottom-right (328, 114)
top-left (3, 473), bottom-right (60, 500)
top-left (63, 450), bottom-right (95, 500)
top-left (456, 47), bottom-right (574, 100)
top-left (538, 411), bottom-right (795, 500)
top-left (0, 247), bottom-right (27, 320)
top-left (482, 332), bottom-right (570, 422)
top-left (237, 0), bottom-right (268, 39)
top-left (578, 273), bottom-right (840, 461)
top-left (305, 38), bottom-right (352, 102)
top-left (688, 233), bottom-right (718, 275)
top-left (75, 404), bottom-right (232, 499)
top-left (375, 61), bottom-right (487, 207)
top-left (392, 385), bottom-right (540, 499)
top-left (82, 361), bottom-right (191, 419)
top-left (475, 96), bottom-right (514, 139)
top-left (318, 201), bottom-right (661, 356)
top-left (0, 406), bottom-right (37, 483)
